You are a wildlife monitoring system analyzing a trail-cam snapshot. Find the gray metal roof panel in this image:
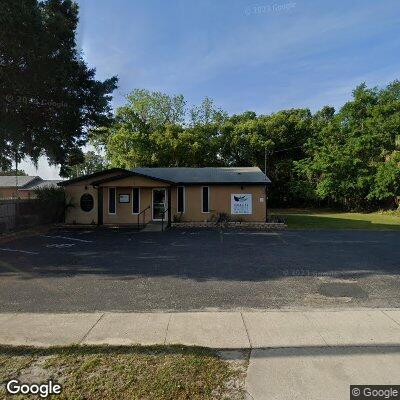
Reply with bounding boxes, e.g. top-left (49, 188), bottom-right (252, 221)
top-left (131, 167), bottom-right (270, 184)
top-left (19, 180), bottom-right (61, 190)
top-left (0, 175), bottom-right (41, 188)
